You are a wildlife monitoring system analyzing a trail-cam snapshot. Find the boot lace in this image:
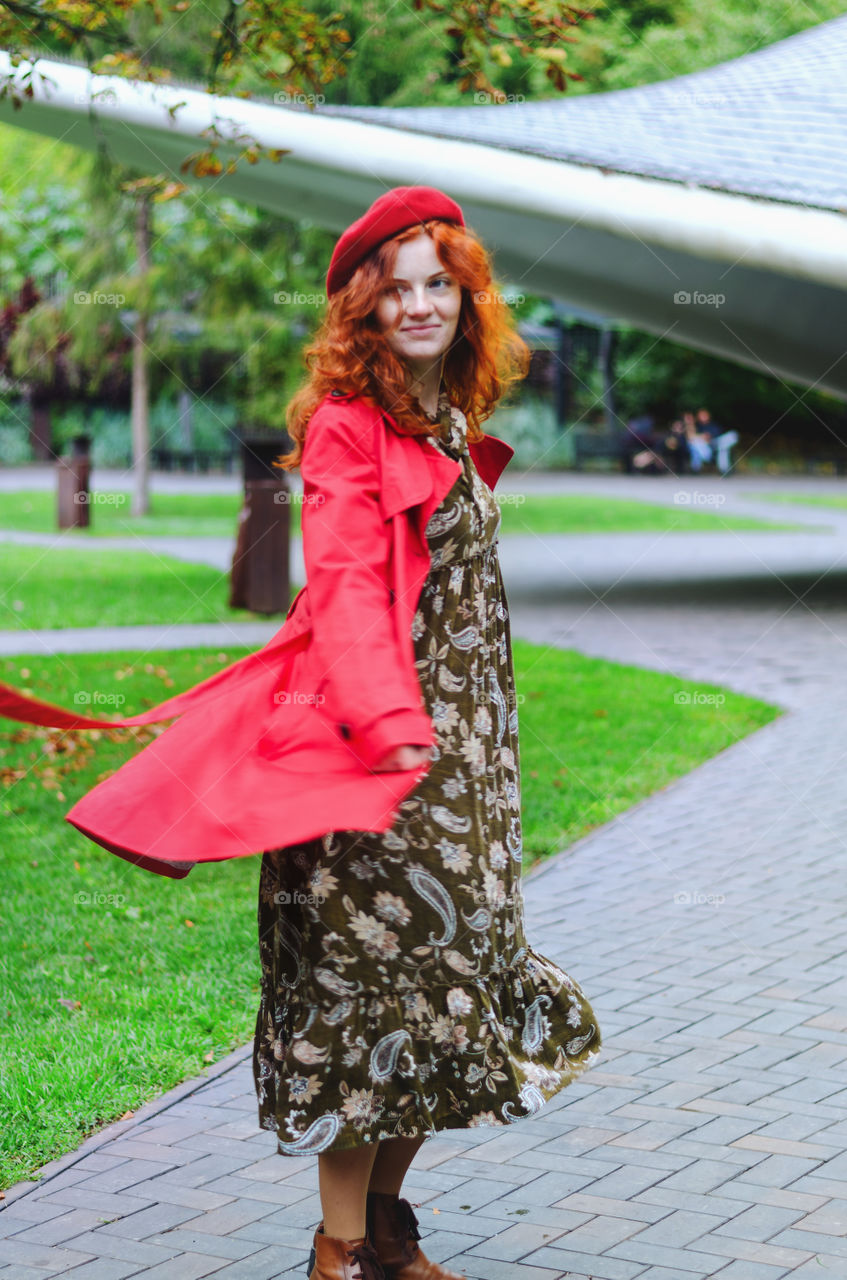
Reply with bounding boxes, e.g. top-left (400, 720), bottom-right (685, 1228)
top-left (347, 1237), bottom-right (386, 1280)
